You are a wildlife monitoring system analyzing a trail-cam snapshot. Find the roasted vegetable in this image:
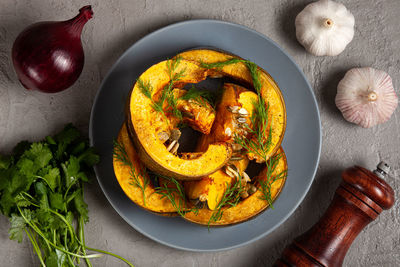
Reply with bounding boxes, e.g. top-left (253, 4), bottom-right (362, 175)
top-left (113, 123), bottom-right (183, 214)
top-left (185, 83), bottom-right (257, 211)
top-left (177, 49), bottom-right (286, 162)
top-left (174, 88), bottom-right (216, 134)
top-left (115, 49), bottom-right (288, 227)
top-left (184, 148), bottom-right (287, 226)
top-left (127, 59), bottom-right (232, 180)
